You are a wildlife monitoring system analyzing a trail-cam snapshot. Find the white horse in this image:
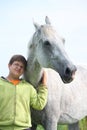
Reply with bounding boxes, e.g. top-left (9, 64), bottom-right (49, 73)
top-left (60, 65), bottom-right (87, 130)
top-left (24, 16), bottom-right (79, 130)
